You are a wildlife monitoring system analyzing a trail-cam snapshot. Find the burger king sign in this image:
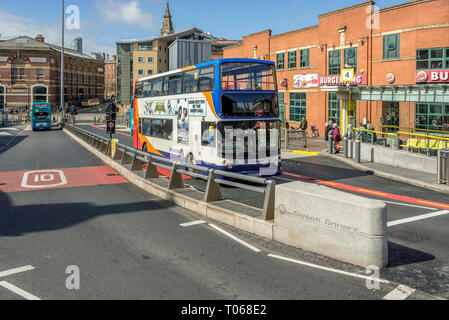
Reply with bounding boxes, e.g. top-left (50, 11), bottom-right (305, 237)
top-left (415, 70), bottom-right (449, 83)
